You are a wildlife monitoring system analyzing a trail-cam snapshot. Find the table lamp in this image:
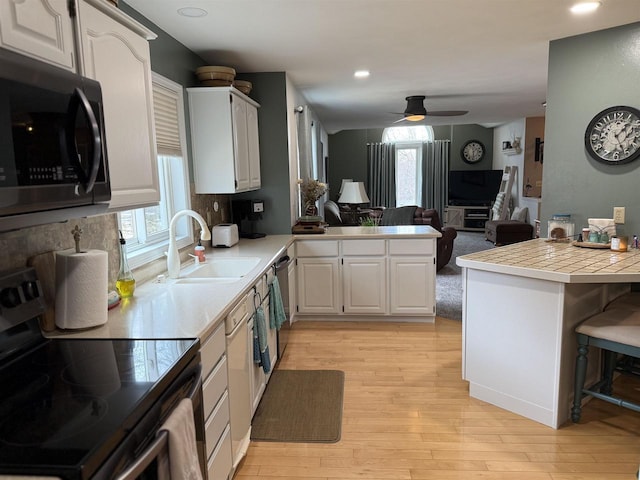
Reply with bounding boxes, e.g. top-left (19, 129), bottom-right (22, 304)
top-left (338, 181), bottom-right (369, 207)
